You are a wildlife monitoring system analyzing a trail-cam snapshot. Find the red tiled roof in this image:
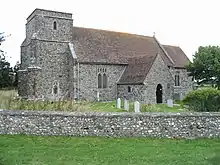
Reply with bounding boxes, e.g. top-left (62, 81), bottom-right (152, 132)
top-left (117, 55), bottom-right (157, 84)
top-left (73, 27), bottom-right (170, 65)
top-left (163, 45), bottom-right (190, 68)
top-left (72, 27), bottom-right (189, 84)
